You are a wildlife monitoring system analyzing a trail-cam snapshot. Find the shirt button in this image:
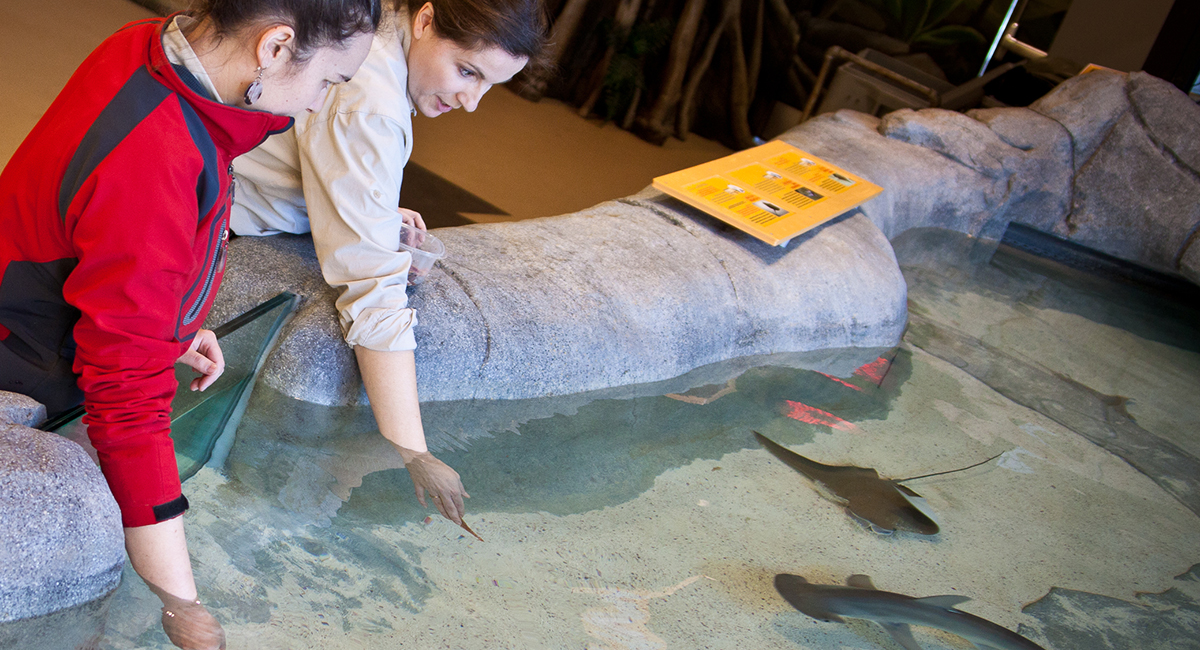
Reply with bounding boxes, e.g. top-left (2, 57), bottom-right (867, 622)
top-left (372, 190), bottom-right (382, 199)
